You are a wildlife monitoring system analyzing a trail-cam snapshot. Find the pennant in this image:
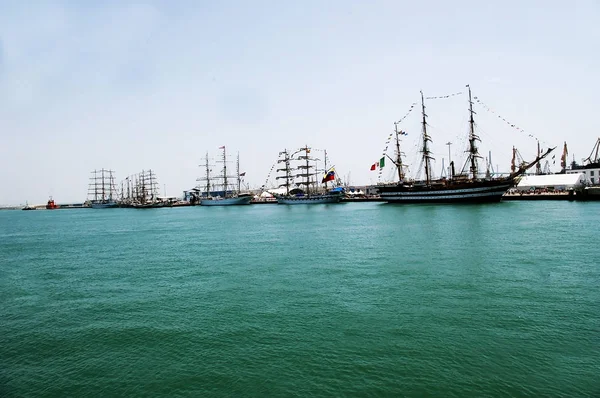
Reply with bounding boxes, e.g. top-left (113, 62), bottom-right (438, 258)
top-left (219, 146), bottom-right (225, 149)
top-left (379, 157), bottom-right (385, 168)
top-left (240, 172), bottom-right (246, 177)
top-left (370, 163), bottom-right (377, 171)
